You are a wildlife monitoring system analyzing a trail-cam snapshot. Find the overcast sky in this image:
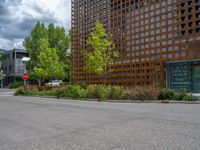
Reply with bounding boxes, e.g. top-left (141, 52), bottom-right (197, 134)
top-left (0, 0), bottom-right (71, 50)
